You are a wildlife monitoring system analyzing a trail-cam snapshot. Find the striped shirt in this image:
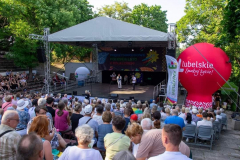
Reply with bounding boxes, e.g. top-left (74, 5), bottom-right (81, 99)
top-left (0, 124), bottom-right (21, 160)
